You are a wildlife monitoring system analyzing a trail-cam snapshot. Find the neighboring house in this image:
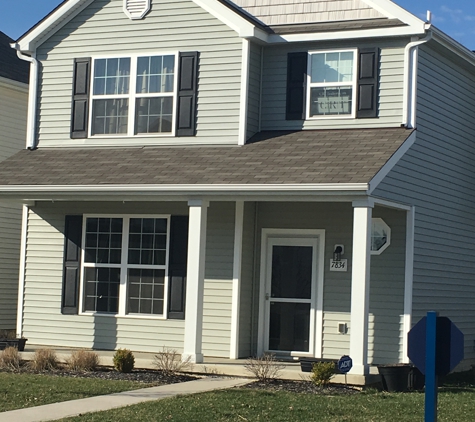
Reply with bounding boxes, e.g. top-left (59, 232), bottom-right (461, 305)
top-left (0, 32), bottom-right (29, 332)
top-left (0, 0), bottom-right (474, 381)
